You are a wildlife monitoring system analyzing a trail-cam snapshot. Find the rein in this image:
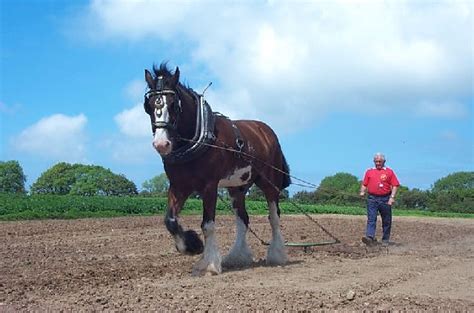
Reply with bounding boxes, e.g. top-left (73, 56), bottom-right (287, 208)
top-left (145, 79), bottom-right (340, 248)
top-left (179, 136), bottom-right (317, 189)
top-left (178, 136), bottom-right (341, 248)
